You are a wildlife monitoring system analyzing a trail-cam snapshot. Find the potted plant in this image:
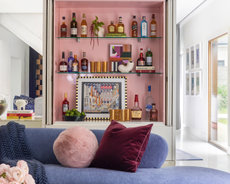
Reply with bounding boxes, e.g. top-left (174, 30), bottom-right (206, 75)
top-left (90, 16), bottom-right (105, 49)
